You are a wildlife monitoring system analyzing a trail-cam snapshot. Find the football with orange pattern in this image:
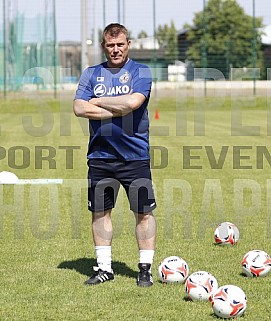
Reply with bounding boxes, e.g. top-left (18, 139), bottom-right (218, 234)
top-left (242, 249), bottom-right (271, 277)
top-left (210, 285), bottom-right (247, 319)
top-left (185, 271), bottom-right (218, 301)
top-left (214, 222), bottom-right (239, 245)
top-left (158, 256), bottom-right (189, 283)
